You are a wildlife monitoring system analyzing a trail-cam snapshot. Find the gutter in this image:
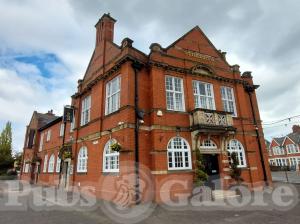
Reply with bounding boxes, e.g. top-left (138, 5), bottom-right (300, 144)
top-left (132, 61), bottom-right (143, 205)
top-left (245, 85), bottom-right (268, 185)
